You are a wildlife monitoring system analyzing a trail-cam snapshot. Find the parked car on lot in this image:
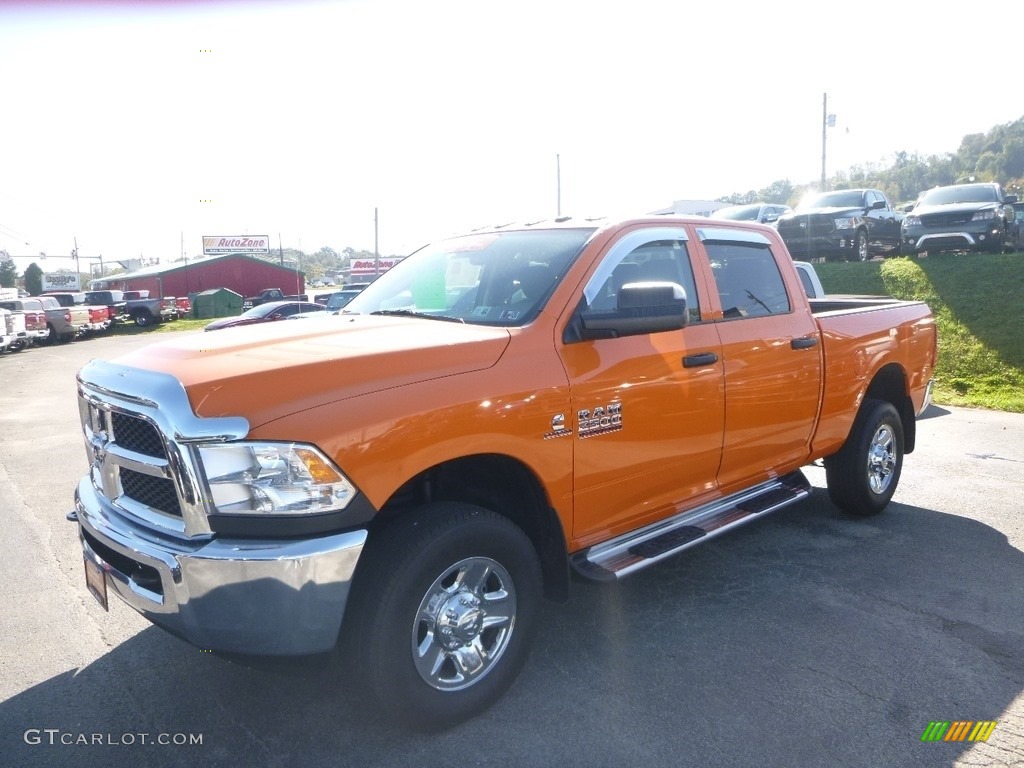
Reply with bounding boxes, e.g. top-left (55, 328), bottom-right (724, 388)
top-left (119, 290), bottom-right (180, 326)
top-left (314, 283), bottom-right (372, 307)
top-left (44, 292), bottom-right (112, 334)
top-left (710, 203), bottom-right (791, 225)
top-left (242, 288), bottom-right (309, 310)
top-left (84, 290), bottom-right (128, 326)
top-left (901, 182), bottom-right (1017, 255)
top-left (174, 295), bottom-right (192, 319)
top-left (35, 295), bottom-right (84, 343)
top-left (1011, 201), bottom-right (1024, 252)
top-left (0, 307), bottom-right (14, 352)
top-left (776, 188), bottom-right (904, 261)
top-left (0, 305), bottom-right (28, 352)
top-left (0, 298), bottom-right (48, 348)
top-left (203, 300), bottom-right (326, 331)
top-left (324, 288), bottom-right (365, 312)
